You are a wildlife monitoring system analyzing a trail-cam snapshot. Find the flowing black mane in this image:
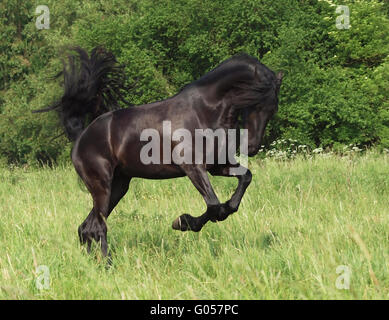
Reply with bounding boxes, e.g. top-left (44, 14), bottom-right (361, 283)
top-left (181, 54), bottom-right (279, 109)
